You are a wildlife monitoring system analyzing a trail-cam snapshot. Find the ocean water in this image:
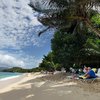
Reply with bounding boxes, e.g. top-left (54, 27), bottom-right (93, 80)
top-left (0, 72), bottom-right (22, 79)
